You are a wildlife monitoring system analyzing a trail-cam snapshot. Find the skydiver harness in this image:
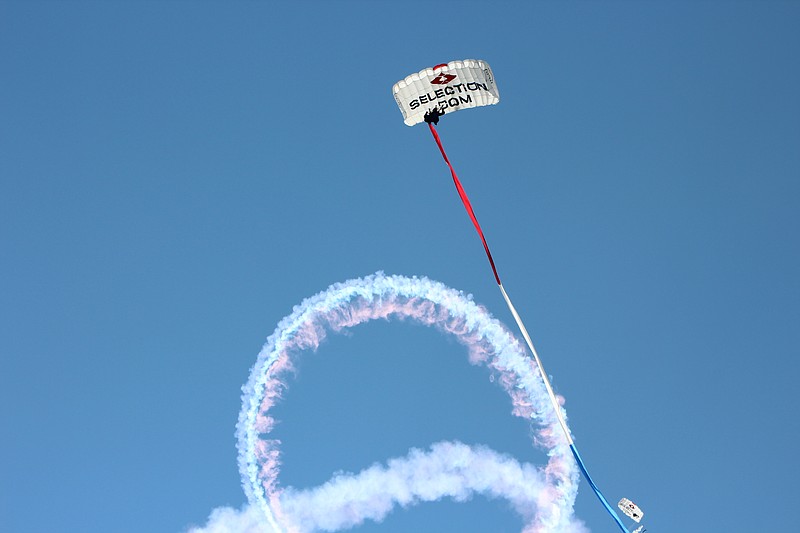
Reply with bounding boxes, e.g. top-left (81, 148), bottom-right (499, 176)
top-left (423, 106), bottom-right (444, 125)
